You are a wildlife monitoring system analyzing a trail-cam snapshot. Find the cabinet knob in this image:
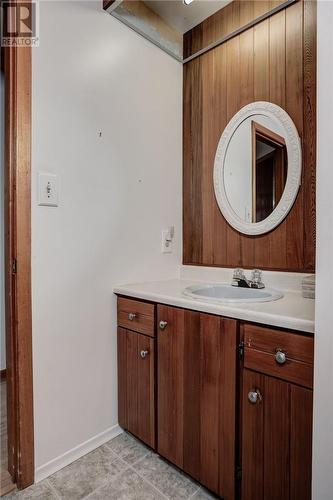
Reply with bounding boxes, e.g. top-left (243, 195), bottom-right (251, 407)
top-left (248, 389), bottom-right (262, 404)
top-left (140, 350), bottom-right (149, 359)
top-left (275, 349), bottom-right (287, 364)
top-left (128, 312), bottom-right (137, 321)
top-left (159, 320), bottom-right (168, 330)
